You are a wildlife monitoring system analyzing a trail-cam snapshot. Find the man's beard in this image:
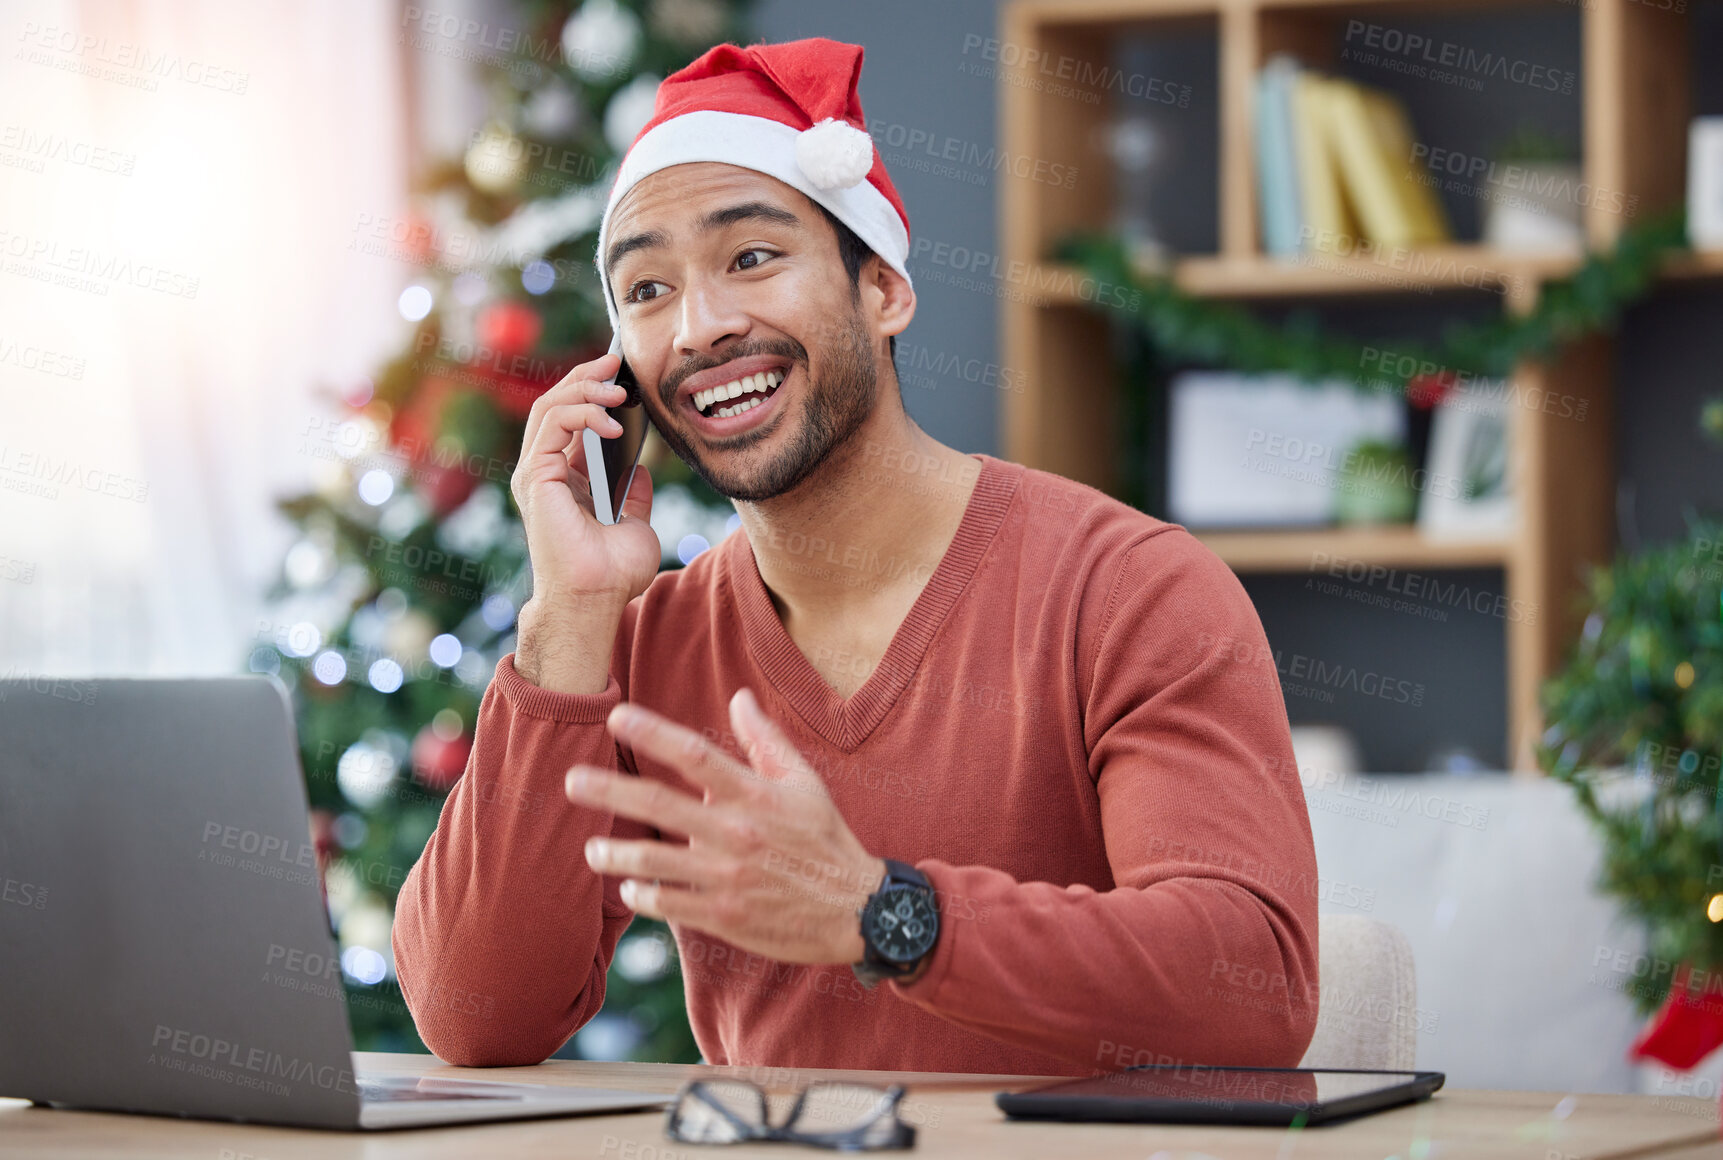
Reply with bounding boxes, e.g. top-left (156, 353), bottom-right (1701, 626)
top-left (649, 311), bottom-right (878, 504)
